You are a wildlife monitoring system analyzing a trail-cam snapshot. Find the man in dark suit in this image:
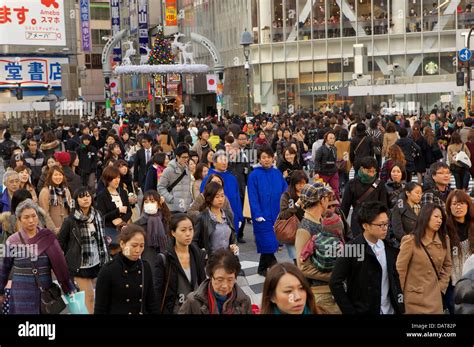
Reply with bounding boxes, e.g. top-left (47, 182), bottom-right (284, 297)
top-left (133, 133), bottom-right (153, 192)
